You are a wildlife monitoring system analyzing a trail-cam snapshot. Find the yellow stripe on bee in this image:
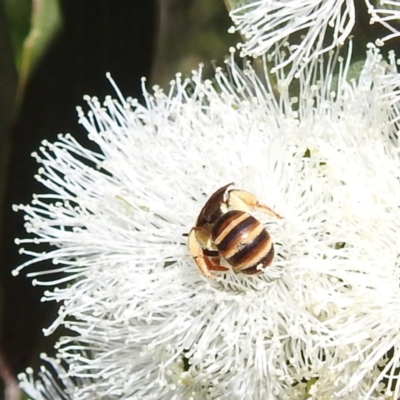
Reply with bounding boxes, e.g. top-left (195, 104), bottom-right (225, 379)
top-left (233, 235), bottom-right (272, 272)
top-left (213, 212), bottom-right (249, 245)
top-left (222, 223), bottom-right (264, 259)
